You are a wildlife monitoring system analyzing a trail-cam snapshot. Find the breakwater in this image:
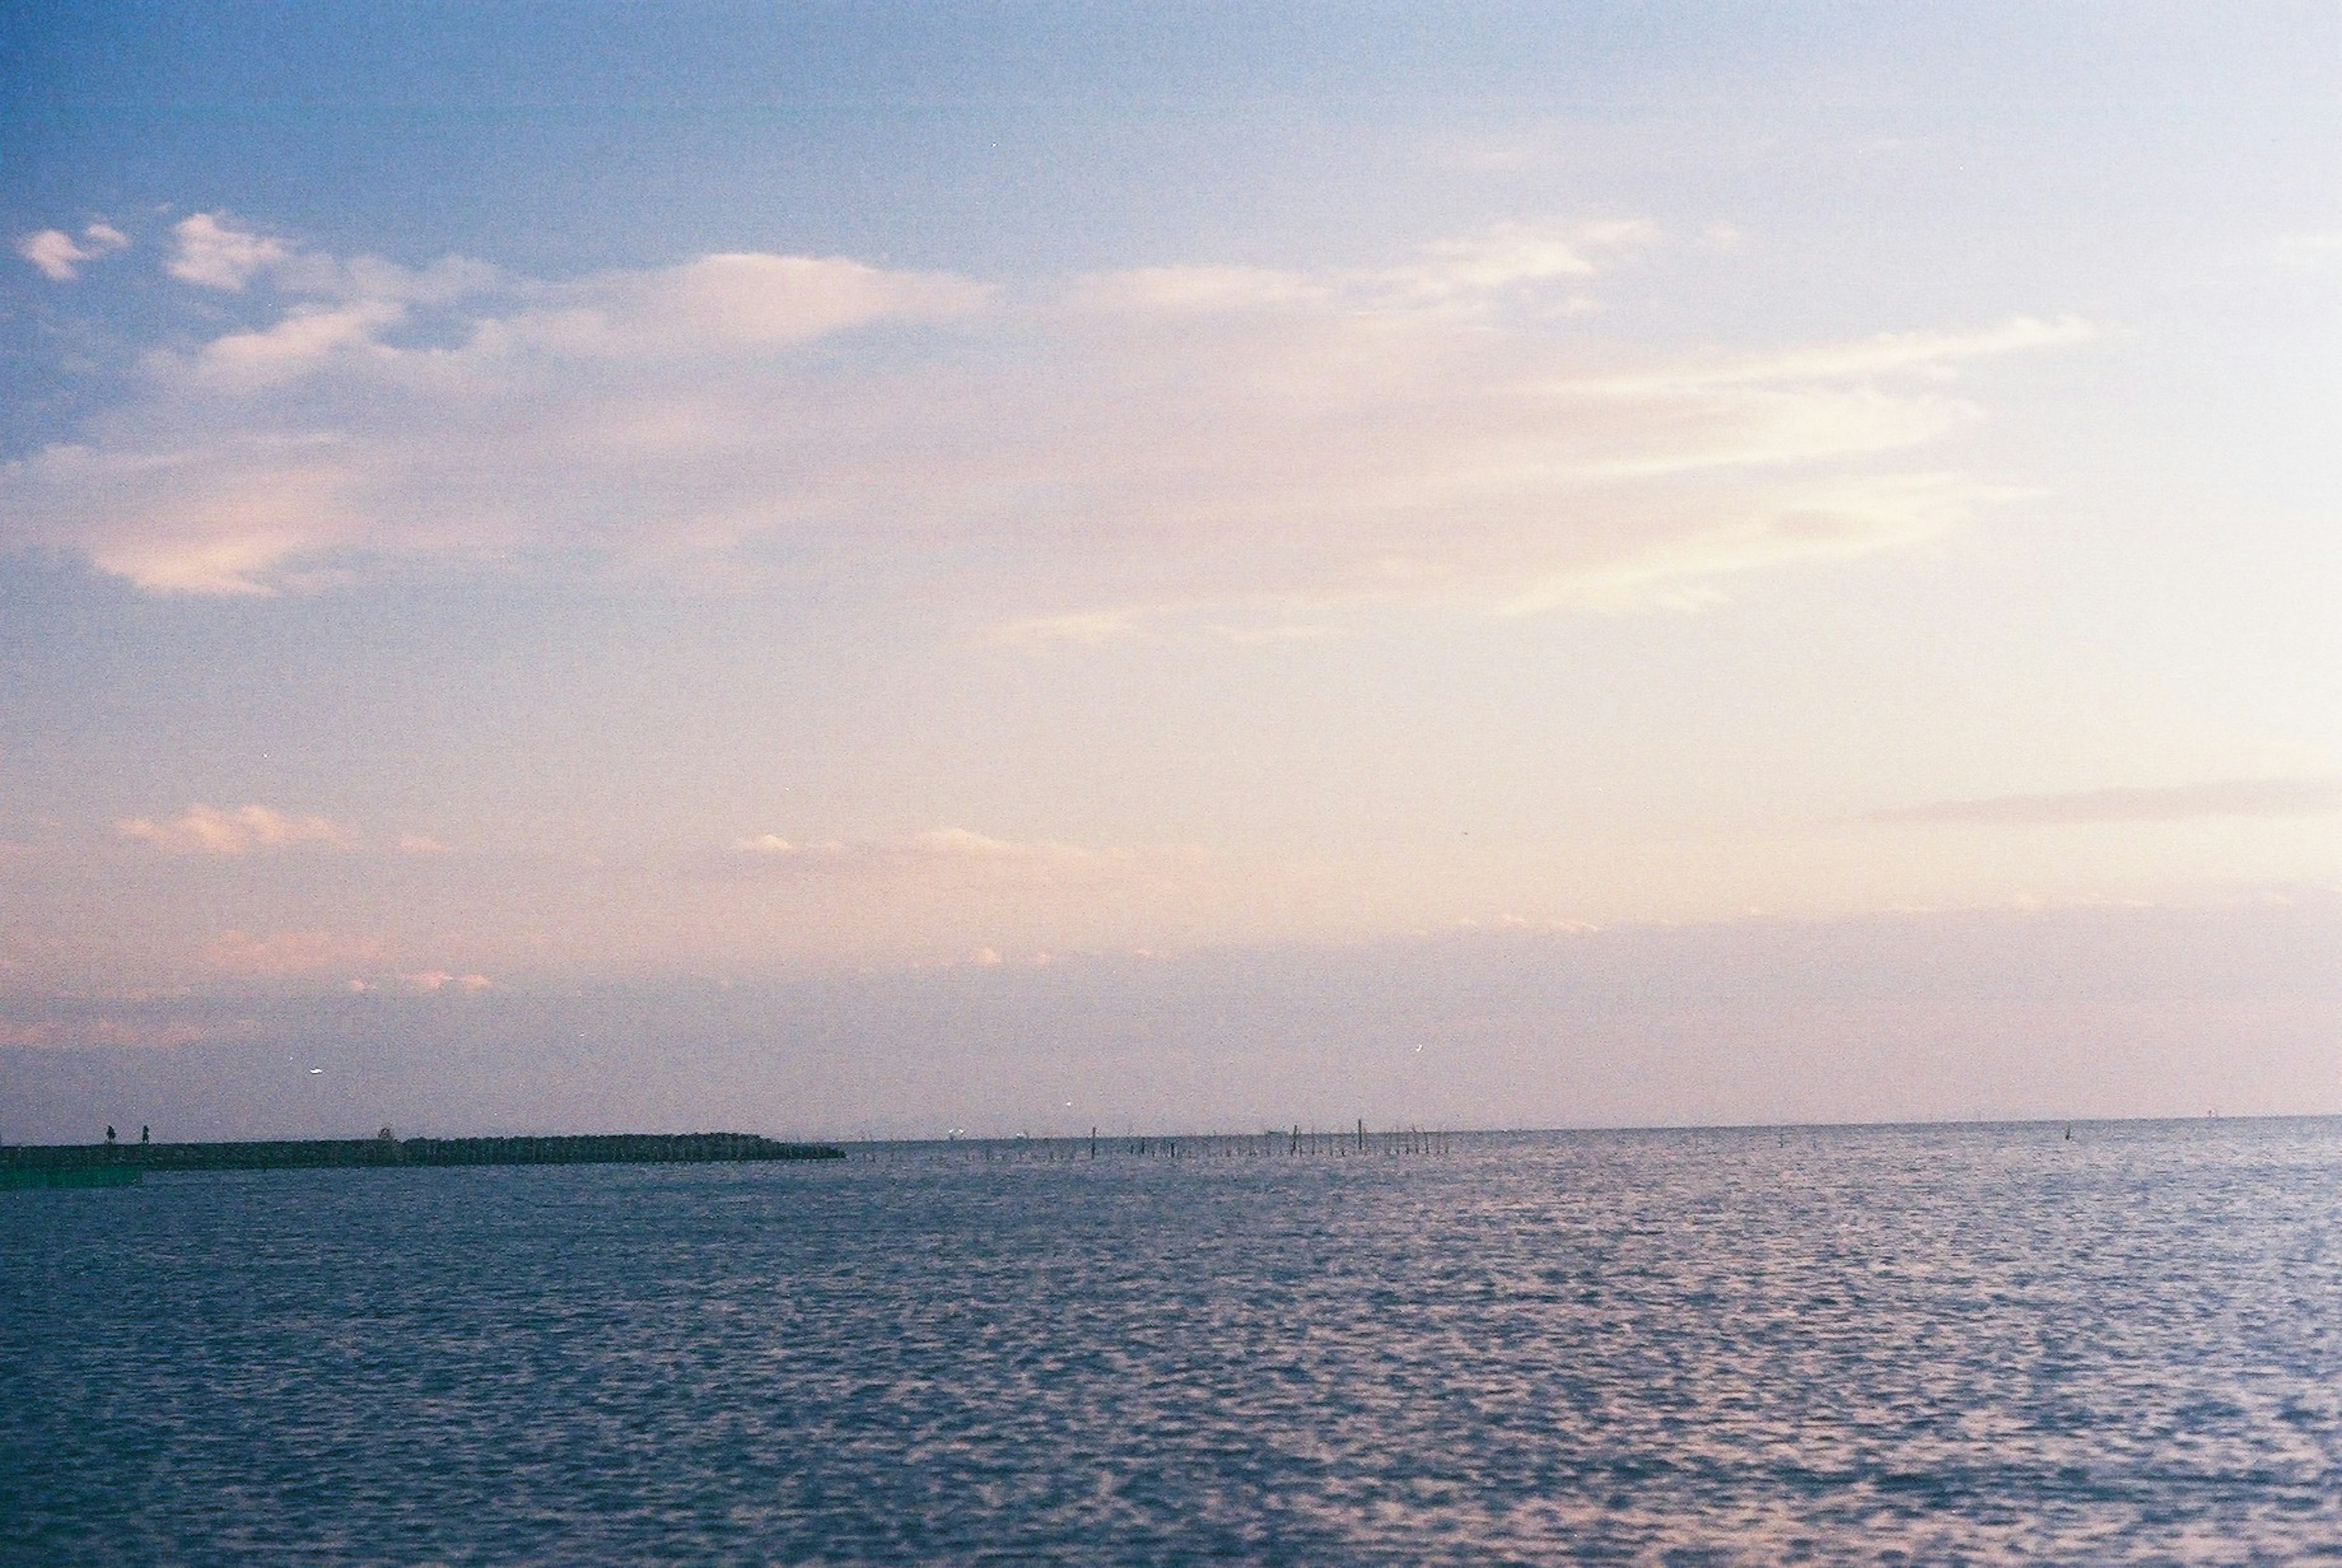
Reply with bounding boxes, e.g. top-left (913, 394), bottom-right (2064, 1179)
top-left (2, 1132), bottom-right (843, 1183)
